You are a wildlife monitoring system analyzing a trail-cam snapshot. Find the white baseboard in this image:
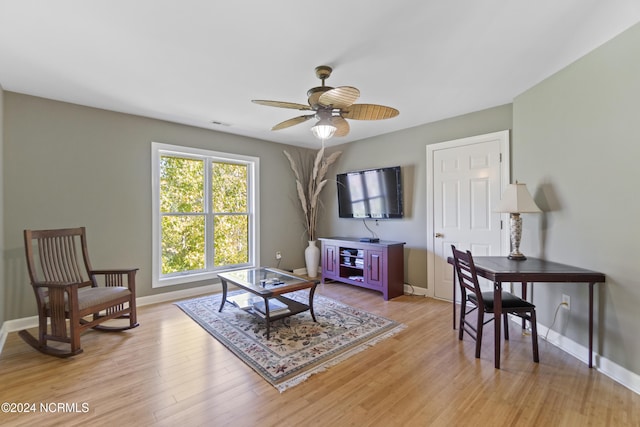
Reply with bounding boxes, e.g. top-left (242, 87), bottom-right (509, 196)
top-left (533, 320), bottom-right (640, 395)
top-left (404, 283), bottom-right (428, 297)
top-left (597, 354), bottom-right (640, 396)
top-left (0, 283), bottom-right (222, 354)
top-left (135, 282), bottom-right (222, 307)
top-left (0, 322), bottom-right (7, 355)
top-left (1, 315), bottom-right (40, 336)
top-left (0, 315), bottom-right (39, 356)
